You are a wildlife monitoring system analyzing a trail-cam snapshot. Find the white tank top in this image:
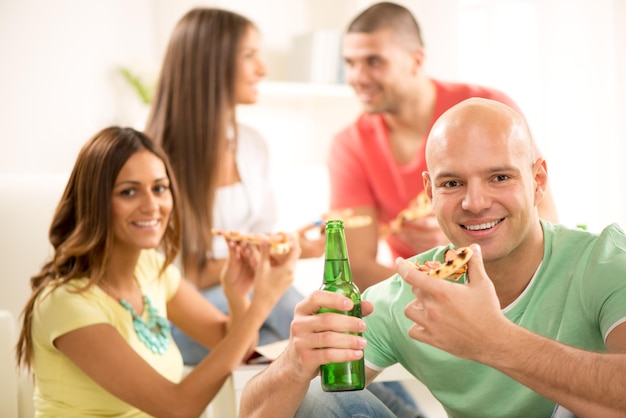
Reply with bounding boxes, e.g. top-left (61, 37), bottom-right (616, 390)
top-left (212, 182), bottom-right (251, 258)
